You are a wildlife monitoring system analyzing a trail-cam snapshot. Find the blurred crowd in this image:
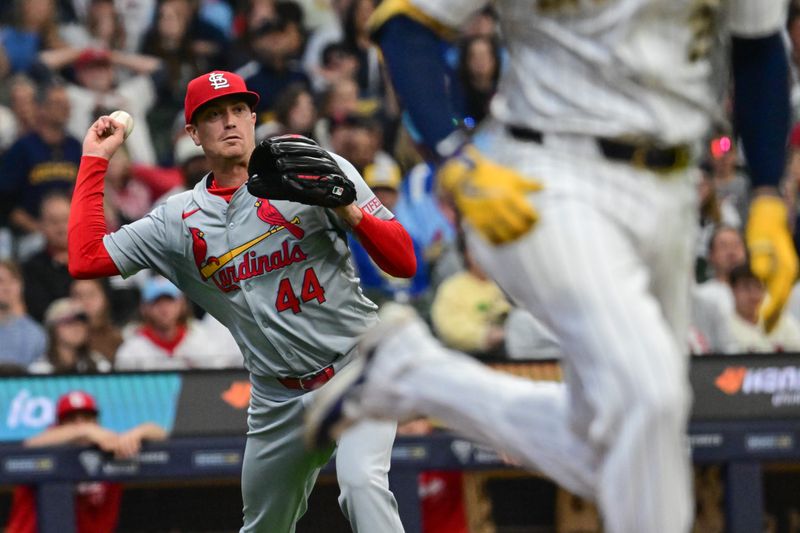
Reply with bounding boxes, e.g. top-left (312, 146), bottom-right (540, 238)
top-left (1, 0), bottom-right (800, 377)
